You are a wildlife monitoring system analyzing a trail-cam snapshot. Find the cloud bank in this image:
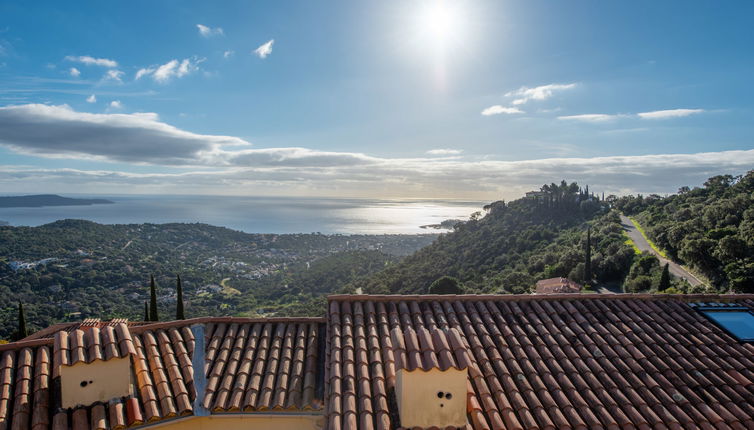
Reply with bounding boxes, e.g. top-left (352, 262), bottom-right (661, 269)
top-left (0, 104), bottom-right (750, 199)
